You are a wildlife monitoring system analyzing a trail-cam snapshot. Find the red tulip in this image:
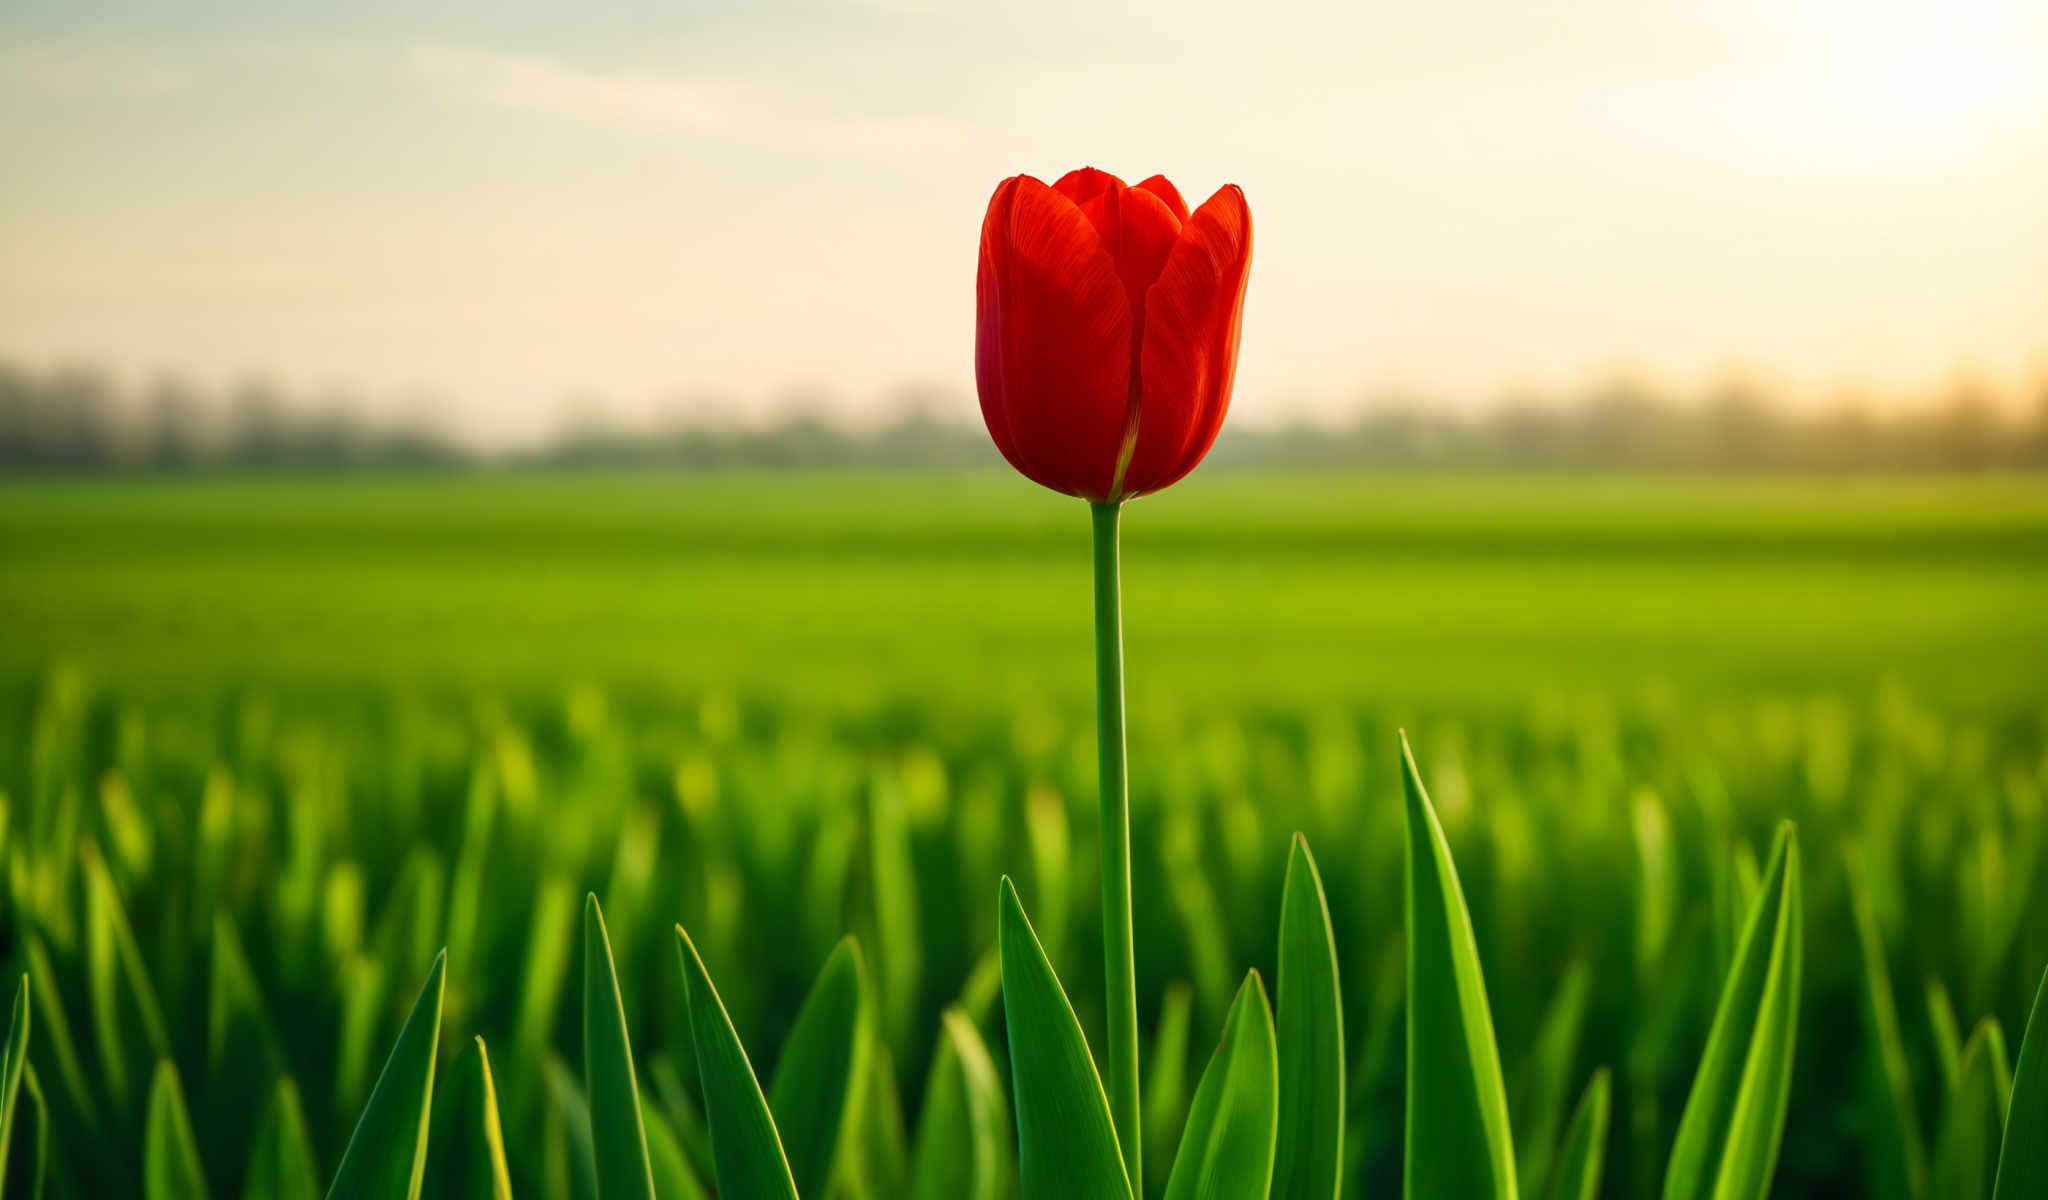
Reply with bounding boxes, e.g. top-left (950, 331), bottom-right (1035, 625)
top-left (976, 168), bottom-right (1252, 502)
